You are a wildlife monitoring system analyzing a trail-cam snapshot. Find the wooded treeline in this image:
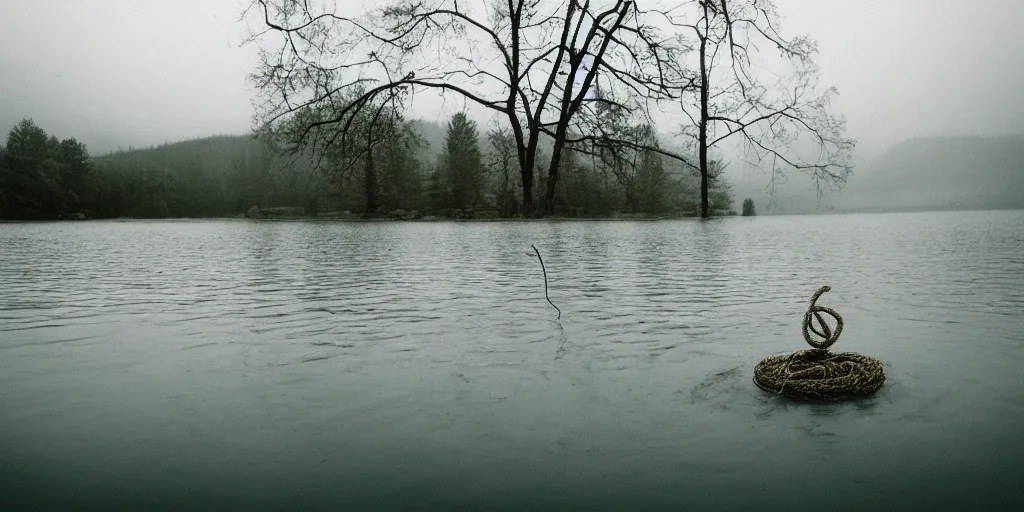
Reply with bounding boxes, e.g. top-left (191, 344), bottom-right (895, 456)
top-left (293, 109), bottom-right (736, 219)
top-left (246, 0), bottom-right (852, 218)
top-left (2, 0), bottom-right (850, 220)
top-left (0, 117), bottom-right (734, 220)
top-left (0, 119), bottom-right (311, 219)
